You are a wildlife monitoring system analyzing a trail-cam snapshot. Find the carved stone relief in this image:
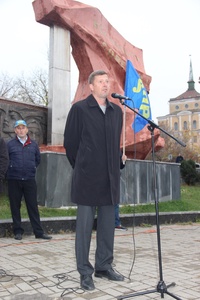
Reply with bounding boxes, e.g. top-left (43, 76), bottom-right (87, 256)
top-left (0, 97), bottom-right (47, 145)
